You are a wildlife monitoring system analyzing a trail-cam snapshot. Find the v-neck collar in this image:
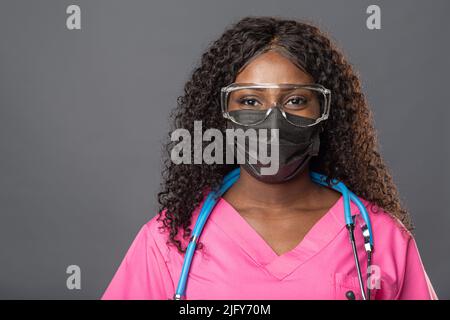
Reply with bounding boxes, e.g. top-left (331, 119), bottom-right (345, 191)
top-left (208, 194), bottom-right (360, 280)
